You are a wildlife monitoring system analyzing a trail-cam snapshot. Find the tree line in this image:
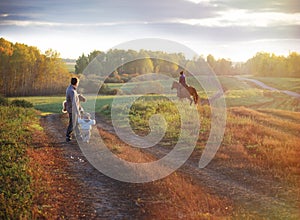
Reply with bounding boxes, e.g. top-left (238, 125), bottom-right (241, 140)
top-left (75, 49), bottom-right (192, 81)
top-left (76, 49), bottom-right (300, 81)
top-left (242, 52), bottom-right (300, 77)
top-left (0, 38), bottom-right (72, 96)
top-left (1, 37), bottom-right (299, 97)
